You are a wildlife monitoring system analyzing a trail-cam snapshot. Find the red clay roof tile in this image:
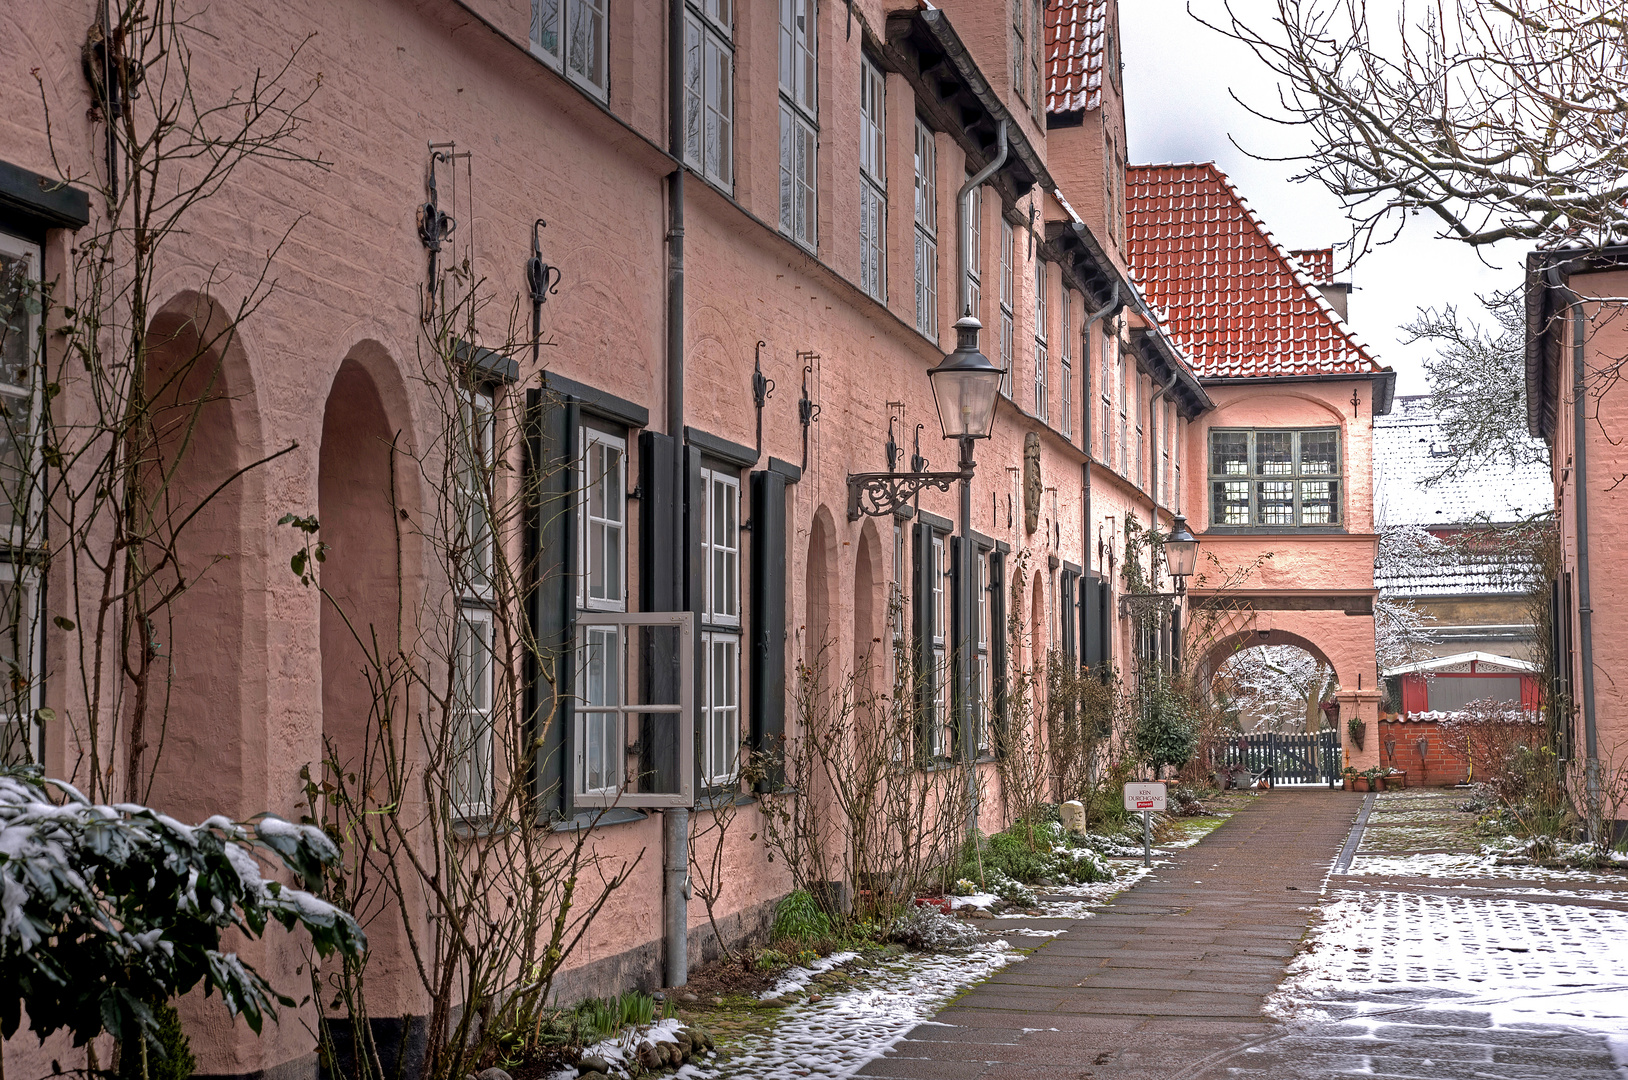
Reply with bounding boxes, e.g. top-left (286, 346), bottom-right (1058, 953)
top-left (1046, 0), bottom-right (1108, 114)
top-left (1126, 162), bottom-right (1384, 380)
